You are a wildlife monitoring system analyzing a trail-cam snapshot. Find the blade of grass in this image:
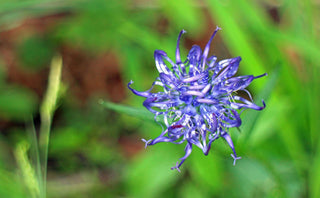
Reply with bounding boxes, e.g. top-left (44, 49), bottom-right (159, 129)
top-left (119, 21), bottom-right (176, 58)
top-left (233, 0), bottom-right (273, 30)
top-left (239, 66), bottom-right (279, 144)
top-left (39, 55), bottom-right (62, 197)
top-left (0, 0), bottom-right (78, 31)
top-left (99, 100), bottom-right (156, 123)
top-left (160, 0), bottom-right (204, 32)
top-left (309, 50), bottom-right (320, 198)
top-left (311, 139), bottom-right (320, 198)
top-left (14, 141), bottom-right (40, 198)
top-left (265, 30), bottom-right (320, 65)
top-left (26, 117), bottom-right (43, 198)
top-left (207, 0), bottom-right (266, 88)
